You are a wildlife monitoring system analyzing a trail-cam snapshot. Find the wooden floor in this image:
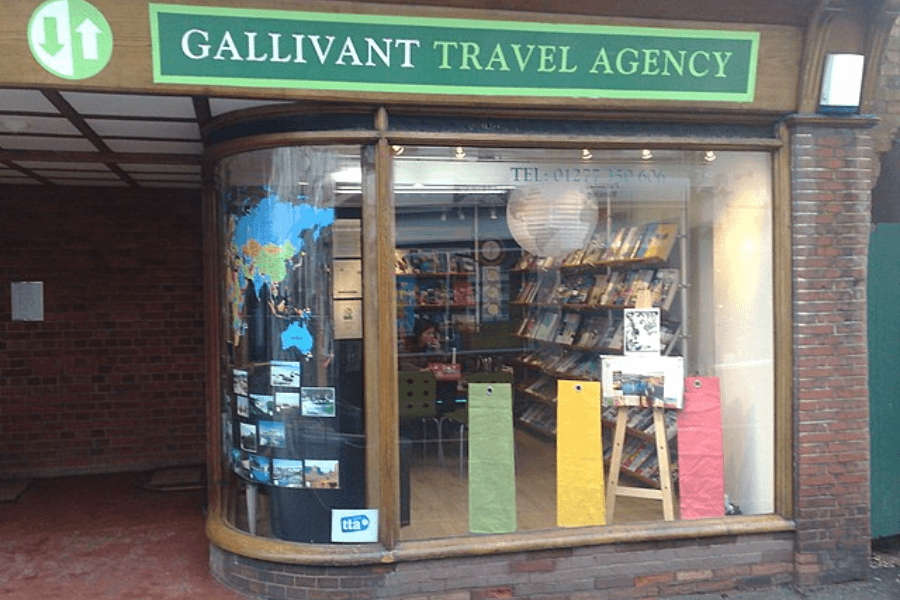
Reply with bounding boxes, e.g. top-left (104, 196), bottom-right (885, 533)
top-left (401, 428), bottom-right (672, 541)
